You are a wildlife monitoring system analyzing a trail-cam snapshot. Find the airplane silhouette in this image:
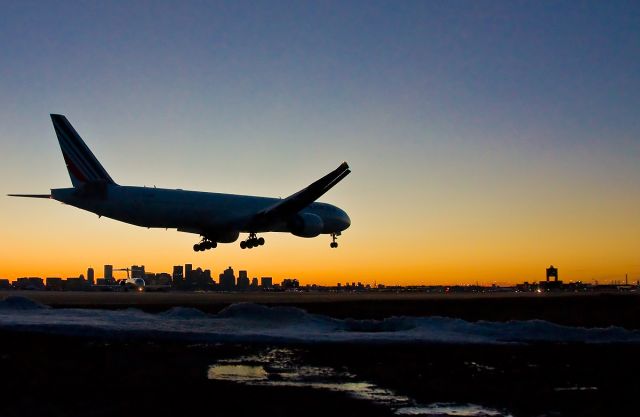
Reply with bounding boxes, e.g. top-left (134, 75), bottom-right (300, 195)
top-left (9, 115), bottom-right (351, 251)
